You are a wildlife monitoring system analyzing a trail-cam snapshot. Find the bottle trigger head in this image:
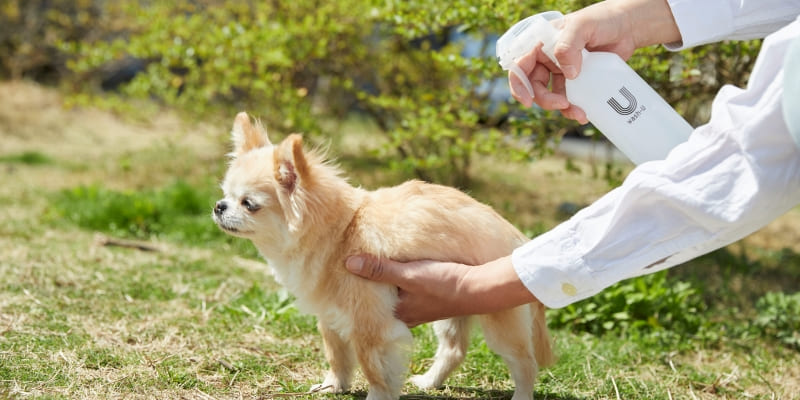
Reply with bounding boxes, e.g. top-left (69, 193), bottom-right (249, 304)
top-left (496, 11), bottom-right (565, 69)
